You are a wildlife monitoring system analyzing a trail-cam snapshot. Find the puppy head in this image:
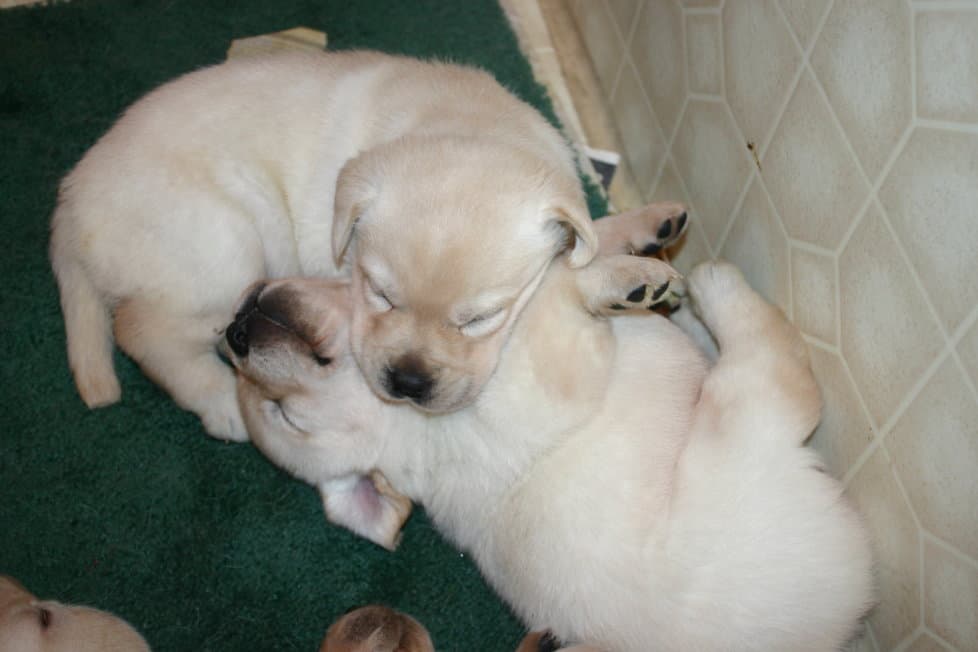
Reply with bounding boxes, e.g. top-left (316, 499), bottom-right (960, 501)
top-left (332, 137), bottom-right (597, 412)
top-left (320, 606), bottom-right (433, 652)
top-left (0, 576), bottom-right (150, 652)
top-left (223, 278), bottom-right (353, 401)
top-left (223, 277), bottom-right (382, 470)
